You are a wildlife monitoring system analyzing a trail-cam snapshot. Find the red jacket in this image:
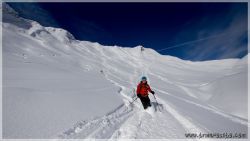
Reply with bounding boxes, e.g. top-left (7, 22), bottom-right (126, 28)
top-left (137, 82), bottom-right (152, 97)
